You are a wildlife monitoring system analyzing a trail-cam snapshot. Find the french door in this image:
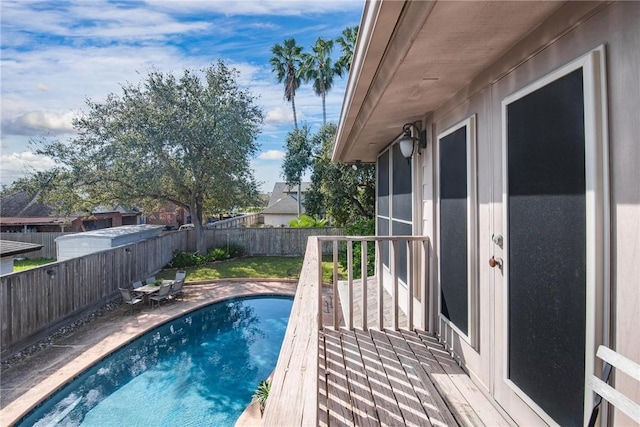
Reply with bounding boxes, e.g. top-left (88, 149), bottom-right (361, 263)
top-left (493, 47), bottom-right (608, 426)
